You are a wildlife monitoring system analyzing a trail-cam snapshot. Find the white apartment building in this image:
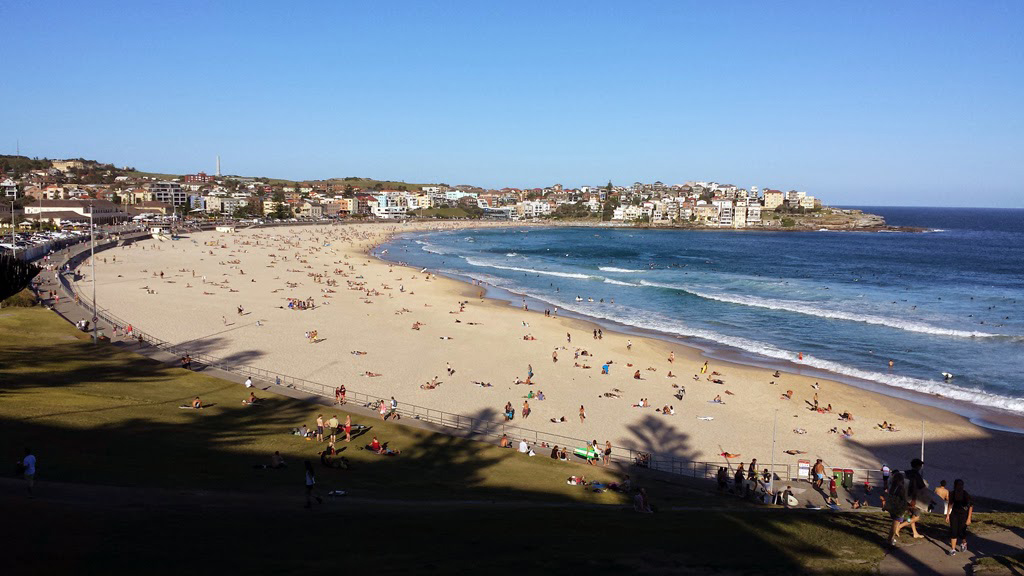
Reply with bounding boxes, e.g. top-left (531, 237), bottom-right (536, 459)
top-left (146, 181), bottom-right (187, 206)
top-left (746, 203), bottom-right (762, 225)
